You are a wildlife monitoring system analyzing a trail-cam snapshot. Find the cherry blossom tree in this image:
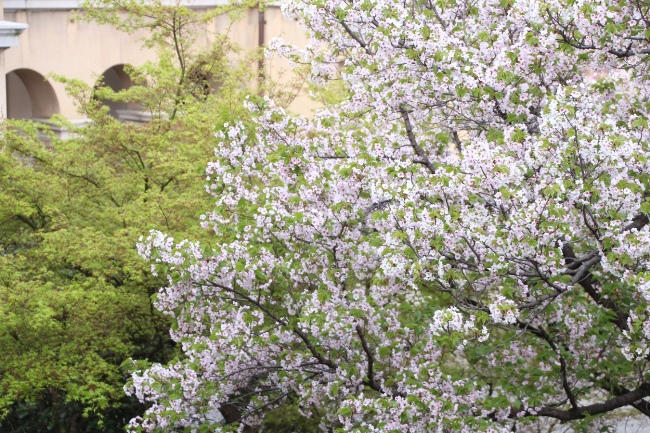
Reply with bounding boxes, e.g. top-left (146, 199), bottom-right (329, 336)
top-left (127, 0), bottom-right (650, 431)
